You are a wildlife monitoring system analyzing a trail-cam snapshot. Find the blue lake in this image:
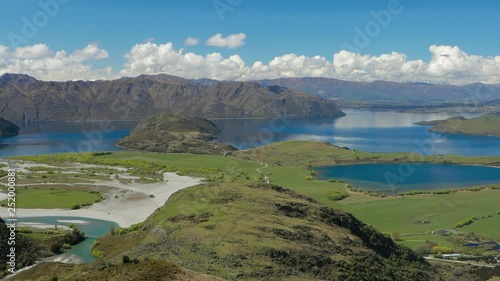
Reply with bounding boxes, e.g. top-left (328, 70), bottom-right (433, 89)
top-left (315, 163), bottom-right (500, 192)
top-left (0, 121), bottom-right (137, 158)
top-left (213, 110), bottom-right (499, 156)
top-left (0, 110), bottom-right (499, 157)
